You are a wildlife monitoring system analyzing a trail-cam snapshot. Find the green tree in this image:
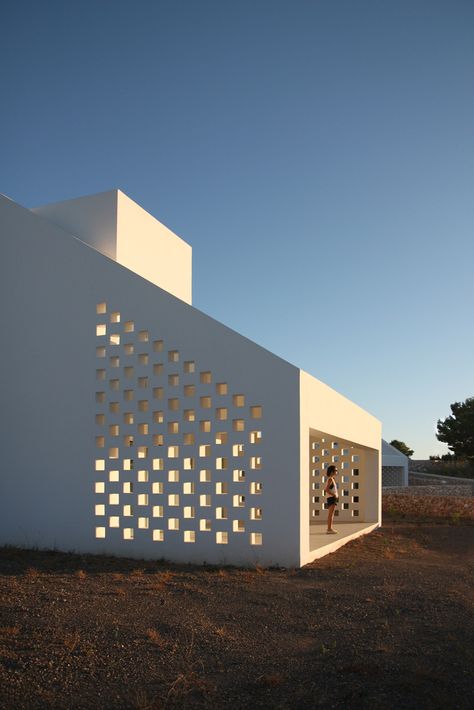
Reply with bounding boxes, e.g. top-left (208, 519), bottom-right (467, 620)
top-left (389, 439), bottom-right (414, 457)
top-left (436, 397), bottom-right (474, 461)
